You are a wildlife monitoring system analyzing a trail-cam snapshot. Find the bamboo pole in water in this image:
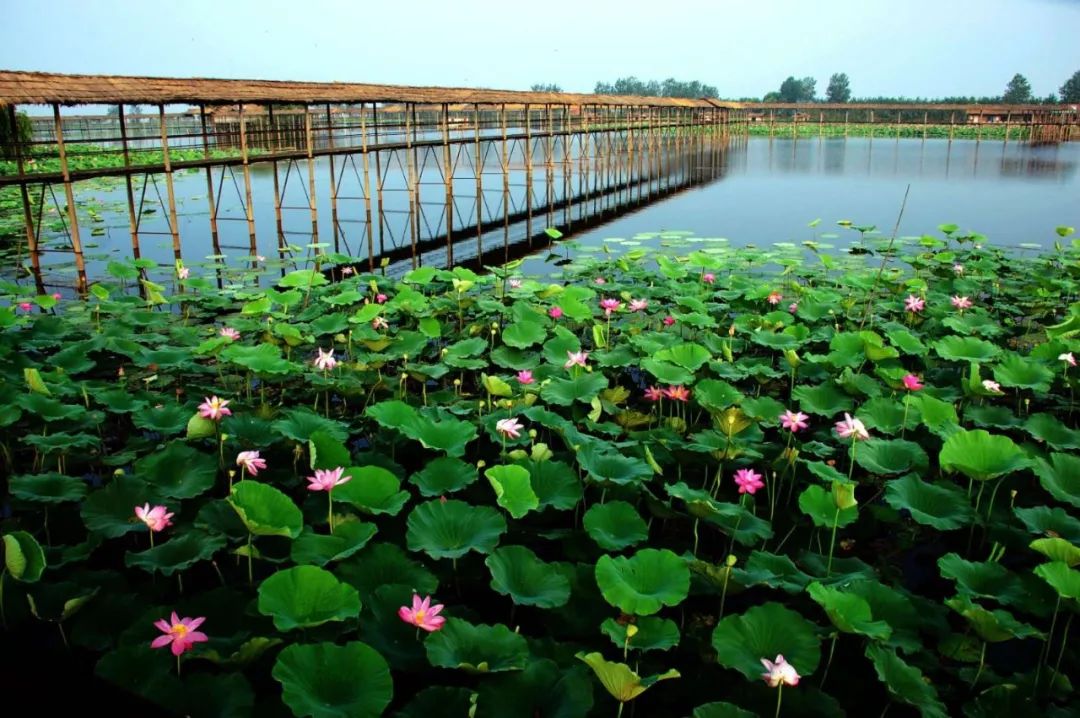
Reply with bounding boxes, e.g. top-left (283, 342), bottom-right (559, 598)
top-left (500, 103), bottom-right (509, 262)
top-left (9, 104), bottom-right (44, 294)
top-left (359, 102), bottom-right (374, 271)
top-left (562, 104), bottom-right (572, 228)
top-left (1004, 111), bottom-right (1011, 144)
top-left (157, 104), bottom-right (182, 262)
top-left (303, 106), bottom-right (320, 247)
top-left (198, 105), bottom-right (222, 258)
top-left (325, 104), bottom-right (341, 254)
top-left (117, 105), bottom-right (142, 261)
top-left (237, 104), bottom-right (258, 255)
top-left (473, 103), bottom-right (483, 263)
top-left (524, 103), bottom-right (533, 245)
top-left (268, 105), bottom-right (286, 258)
top-left (405, 104), bottom-right (418, 268)
top-left (441, 102), bottom-right (454, 266)
top-left (52, 104), bottom-right (87, 295)
top-left (373, 105), bottom-right (385, 258)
